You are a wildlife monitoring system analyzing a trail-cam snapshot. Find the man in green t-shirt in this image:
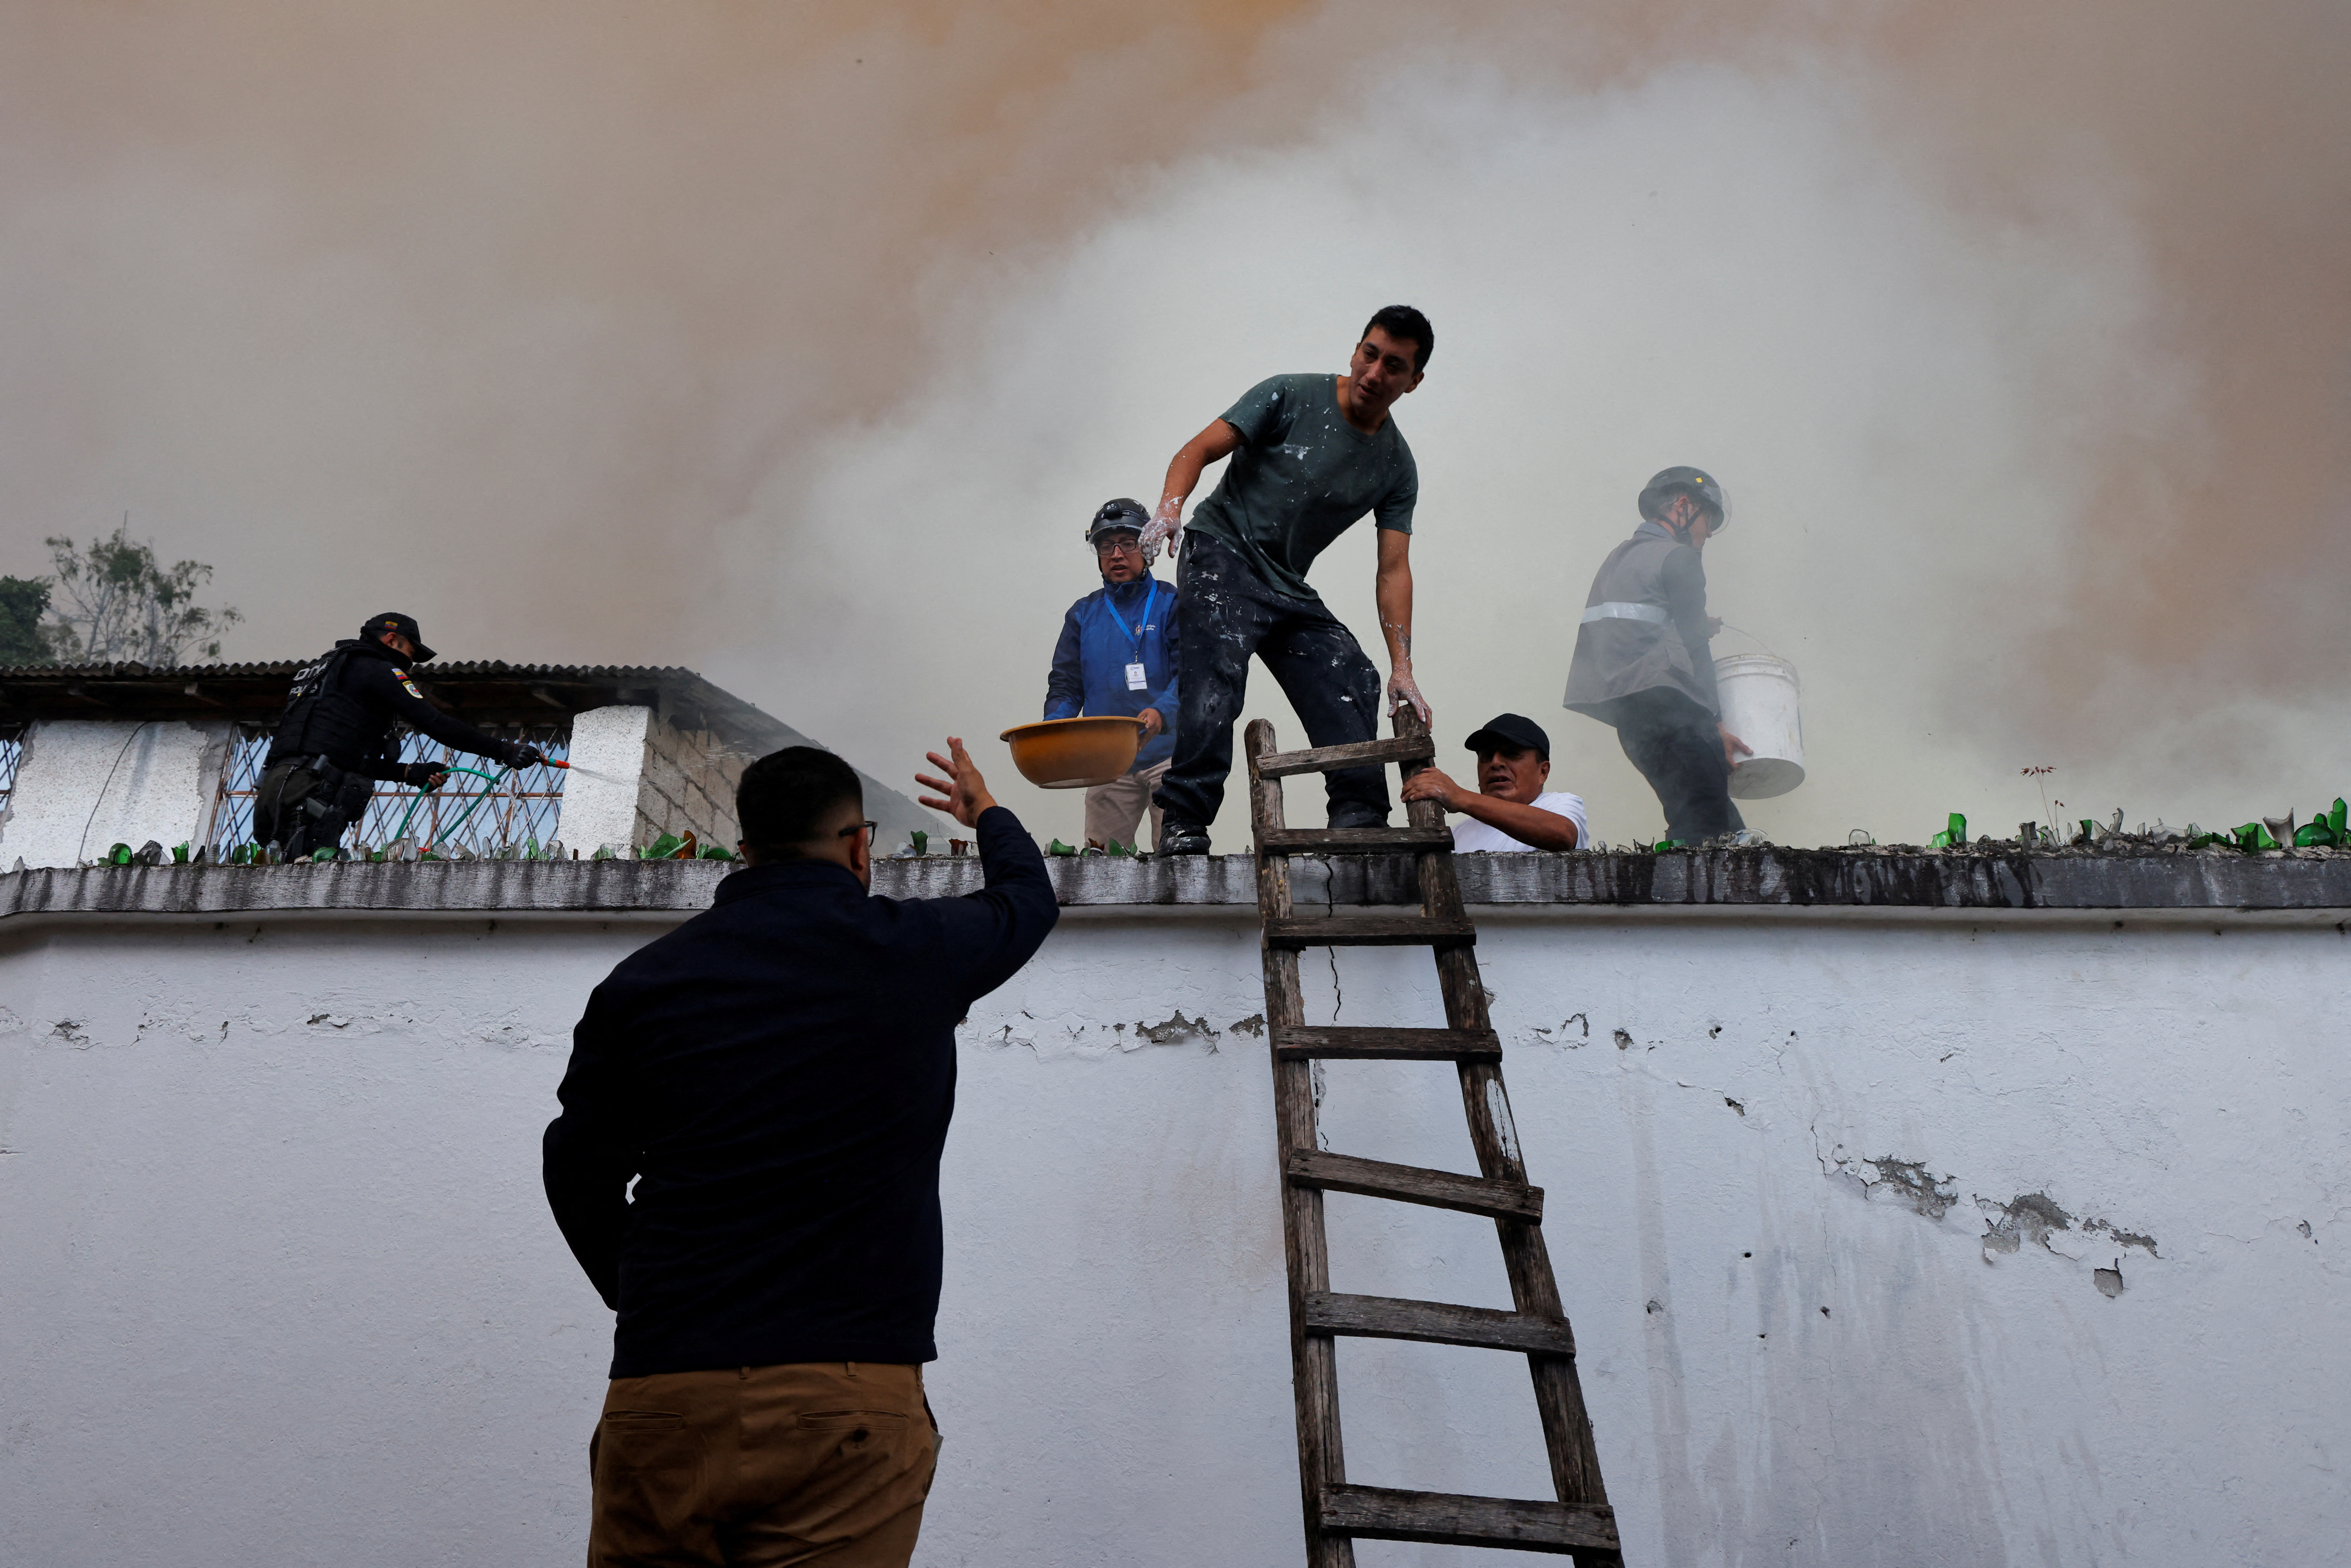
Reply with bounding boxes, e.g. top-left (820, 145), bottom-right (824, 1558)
top-left (1140, 306), bottom-right (1433, 854)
